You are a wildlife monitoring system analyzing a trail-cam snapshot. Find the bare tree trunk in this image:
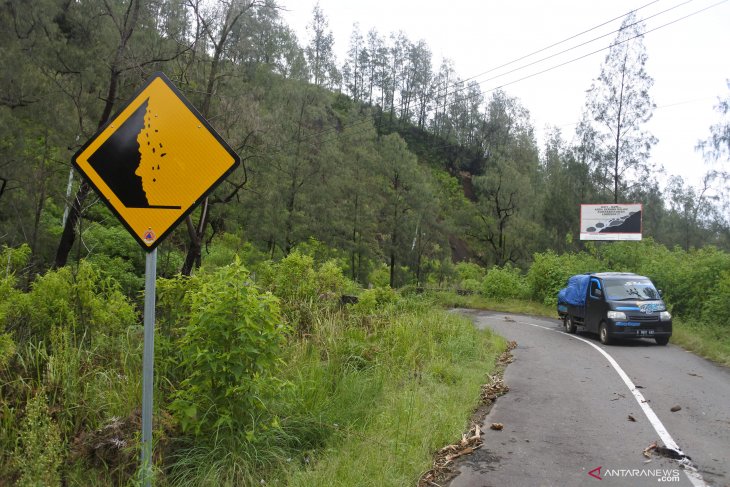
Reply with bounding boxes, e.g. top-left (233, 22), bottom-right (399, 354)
top-left (54, 0), bottom-right (141, 268)
top-left (181, 0), bottom-right (256, 275)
